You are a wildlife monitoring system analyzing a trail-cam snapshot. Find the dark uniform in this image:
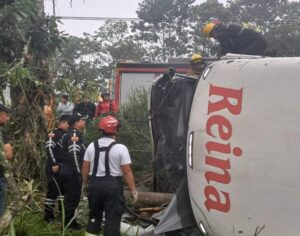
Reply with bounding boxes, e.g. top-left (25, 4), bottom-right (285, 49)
top-left (44, 128), bottom-right (65, 222)
top-left (216, 24), bottom-right (267, 56)
top-left (60, 127), bottom-right (86, 226)
top-left (86, 141), bottom-right (125, 235)
top-left (74, 102), bottom-right (96, 119)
